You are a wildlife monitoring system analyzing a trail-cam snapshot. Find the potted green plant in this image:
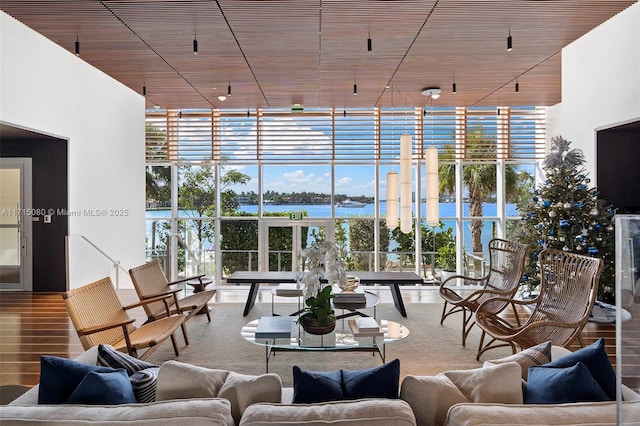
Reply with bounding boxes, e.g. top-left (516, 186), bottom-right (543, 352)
top-left (297, 284), bottom-right (336, 335)
top-left (436, 244), bottom-right (457, 283)
top-left (295, 240), bottom-right (345, 335)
